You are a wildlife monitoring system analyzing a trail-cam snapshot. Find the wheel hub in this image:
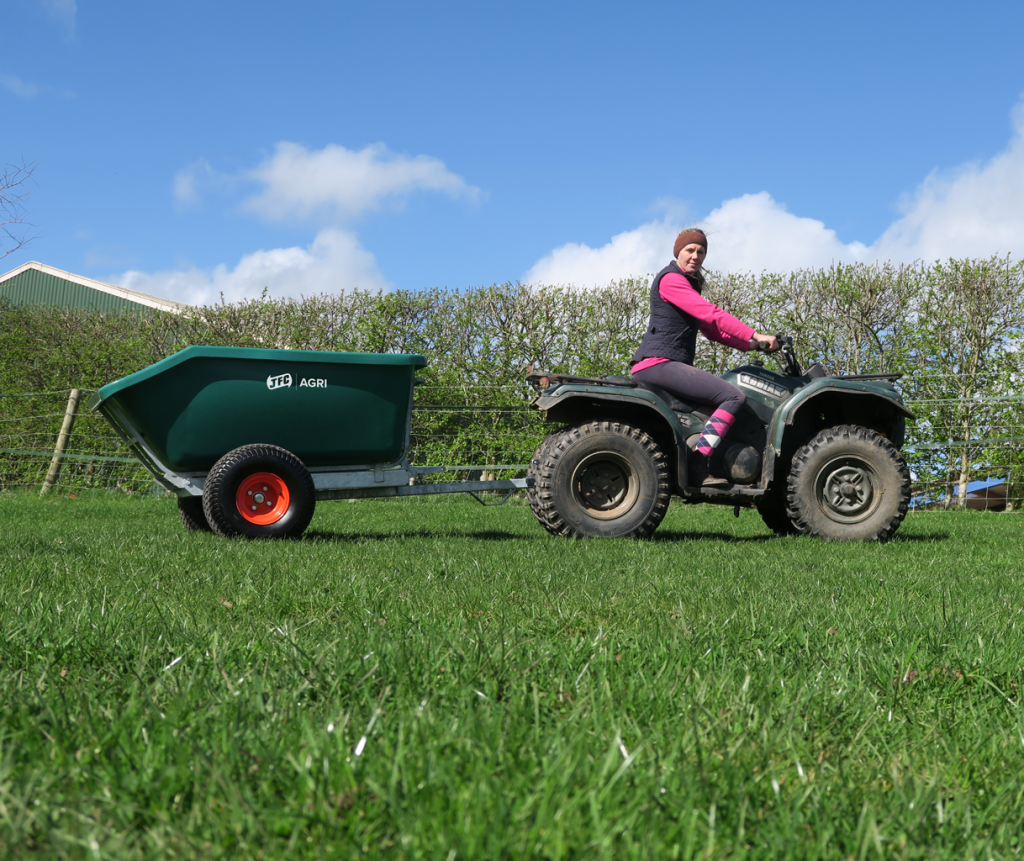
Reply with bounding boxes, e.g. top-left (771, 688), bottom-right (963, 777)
top-left (816, 459), bottom-right (877, 521)
top-left (235, 473), bottom-right (291, 525)
top-left (571, 452), bottom-right (638, 520)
